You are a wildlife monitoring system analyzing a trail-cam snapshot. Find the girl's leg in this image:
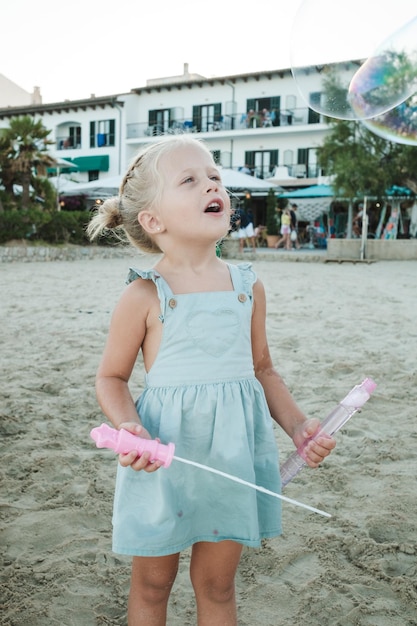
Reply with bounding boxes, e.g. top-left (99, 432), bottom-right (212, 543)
top-left (285, 233), bottom-right (291, 250)
top-left (128, 553), bottom-right (180, 626)
top-left (190, 541), bottom-right (243, 626)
